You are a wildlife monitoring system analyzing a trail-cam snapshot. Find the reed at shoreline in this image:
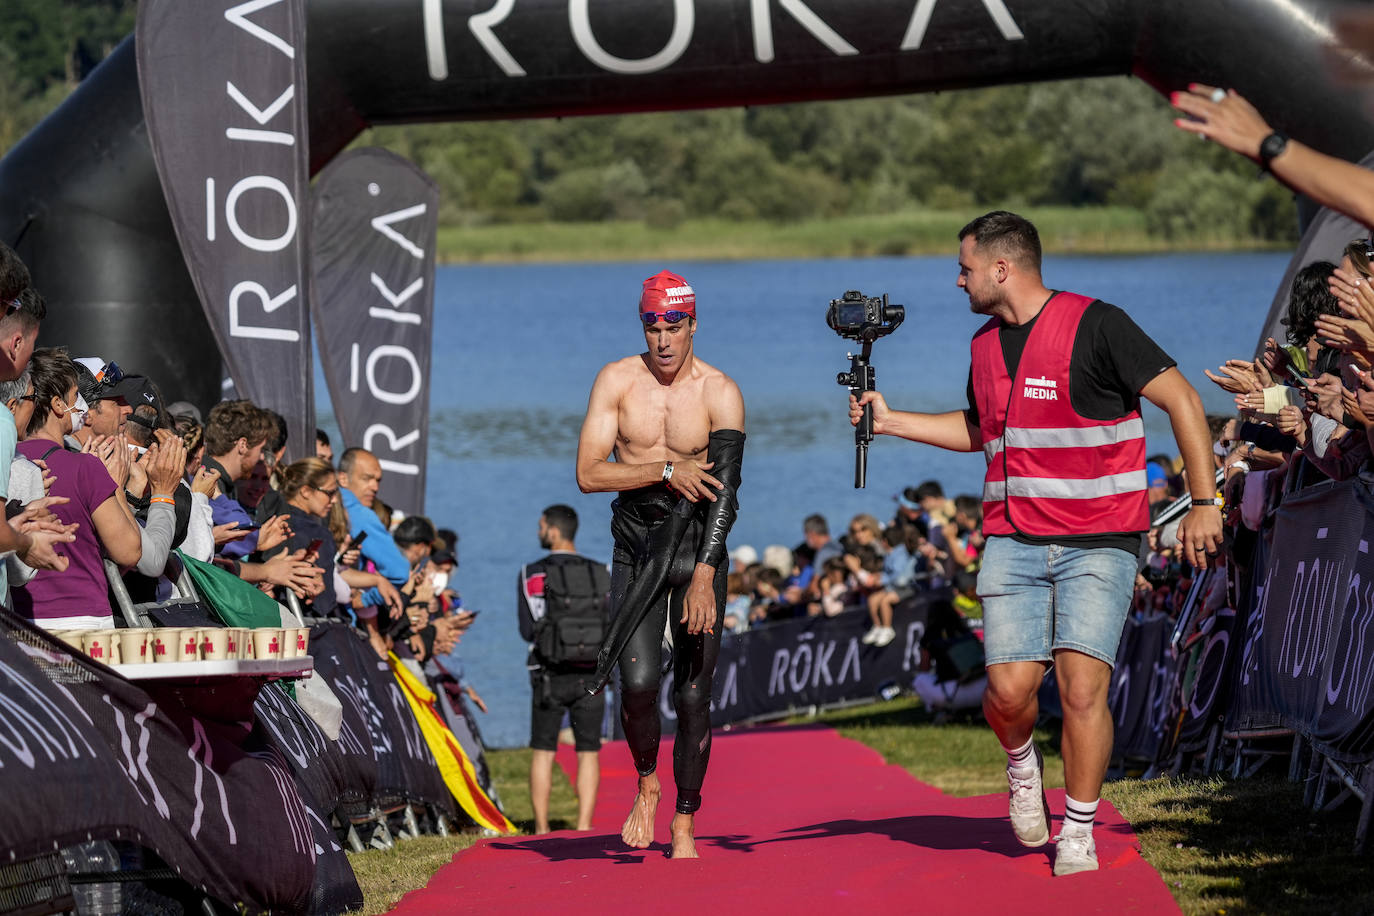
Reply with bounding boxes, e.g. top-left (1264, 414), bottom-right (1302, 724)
top-left (436, 206), bottom-right (1292, 264)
